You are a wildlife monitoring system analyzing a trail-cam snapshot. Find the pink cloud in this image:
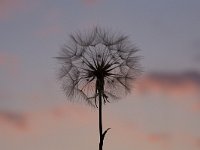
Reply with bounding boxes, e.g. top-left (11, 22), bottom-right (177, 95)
top-left (0, 104), bottom-right (95, 135)
top-left (145, 133), bottom-right (200, 149)
top-left (49, 104), bottom-right (95, 125)
top-left (136, 71), bottom-right (200, 97)
top-left (147, 133), bottom-right (170, 144)
top-left (0, 104), bottom-right (137, 138)
top-left (0, 111), bottom-right (28, 132)
top-left (191, 102), bottom-right (200, 112)
top-left (196, 138), bottom-right (200, 148)
top-left (1, 104), bottom-right (200, 149)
